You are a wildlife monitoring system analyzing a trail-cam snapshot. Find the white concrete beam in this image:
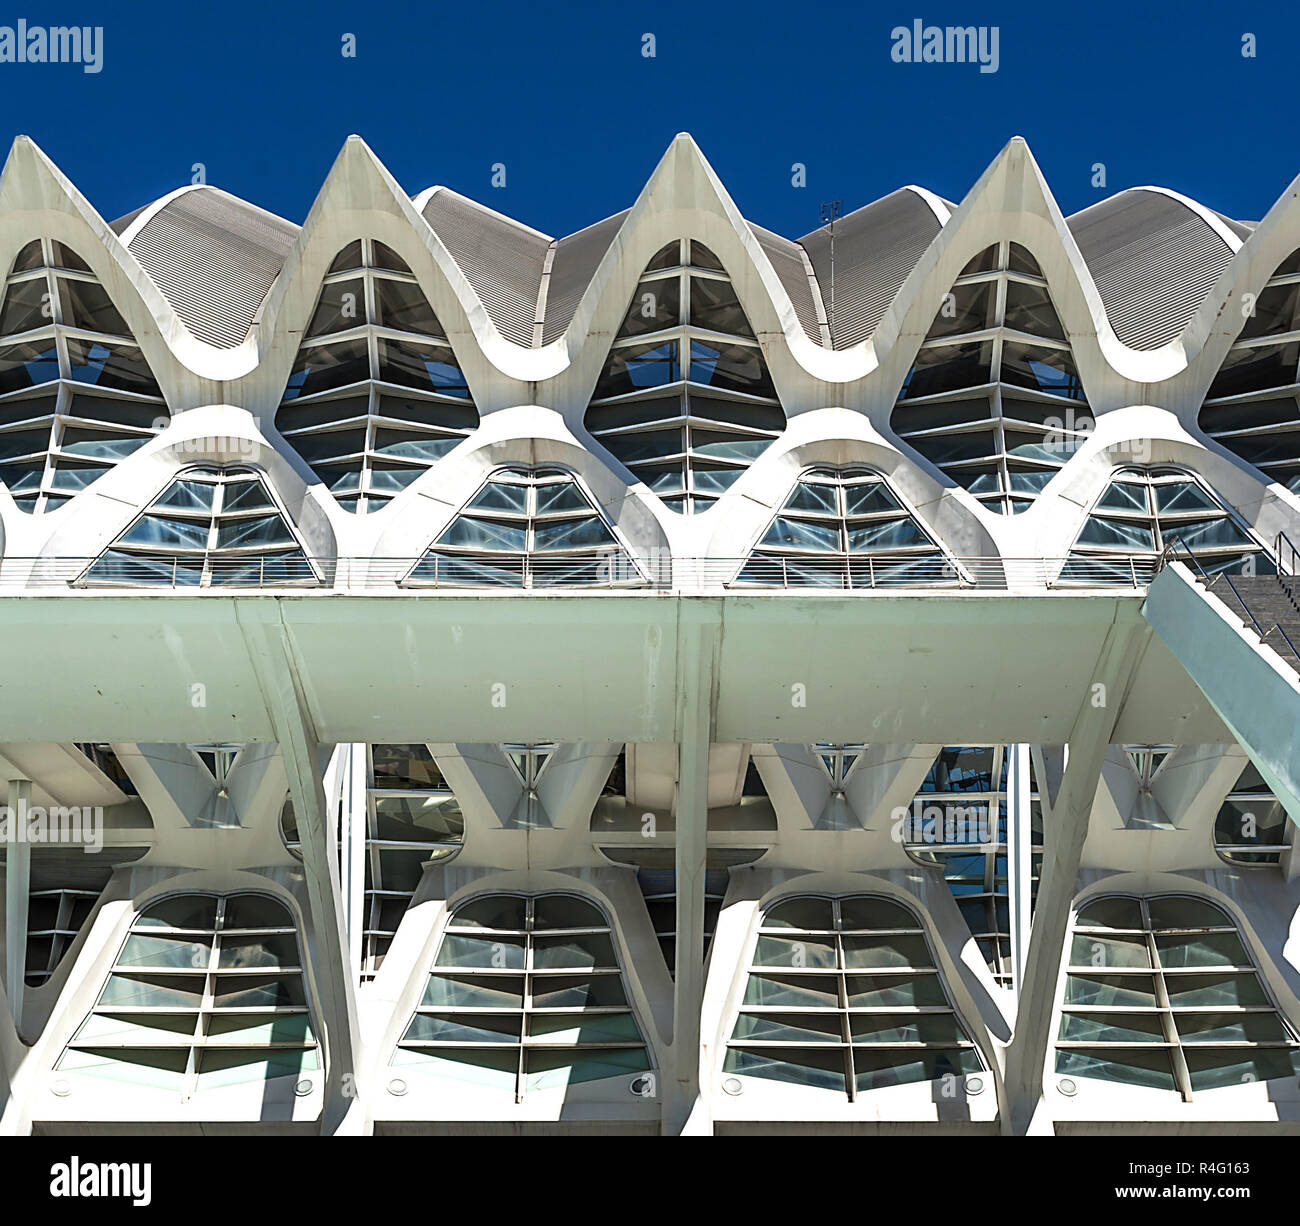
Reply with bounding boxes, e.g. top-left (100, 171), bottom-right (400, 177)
top-left (665, 607), bottom-right (720, 1135)
top-left (1002, 622), bottom-right (1145, 1134)
top-left (236, 605), bottom-right (367, 1136)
